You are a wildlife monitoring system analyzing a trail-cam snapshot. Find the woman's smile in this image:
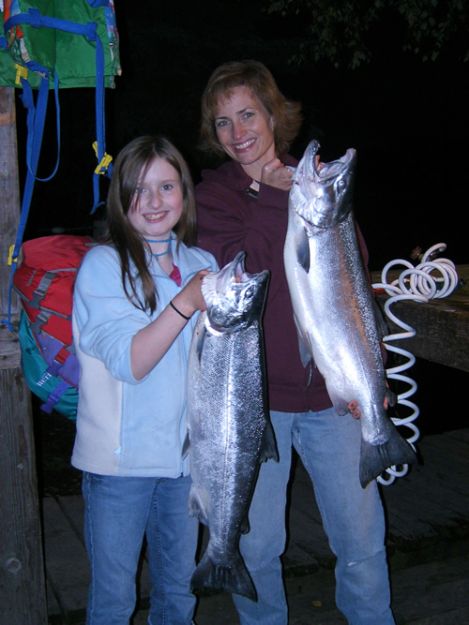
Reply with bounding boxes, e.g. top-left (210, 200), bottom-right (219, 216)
top-left (214, 85), bottom-right (276, 180)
